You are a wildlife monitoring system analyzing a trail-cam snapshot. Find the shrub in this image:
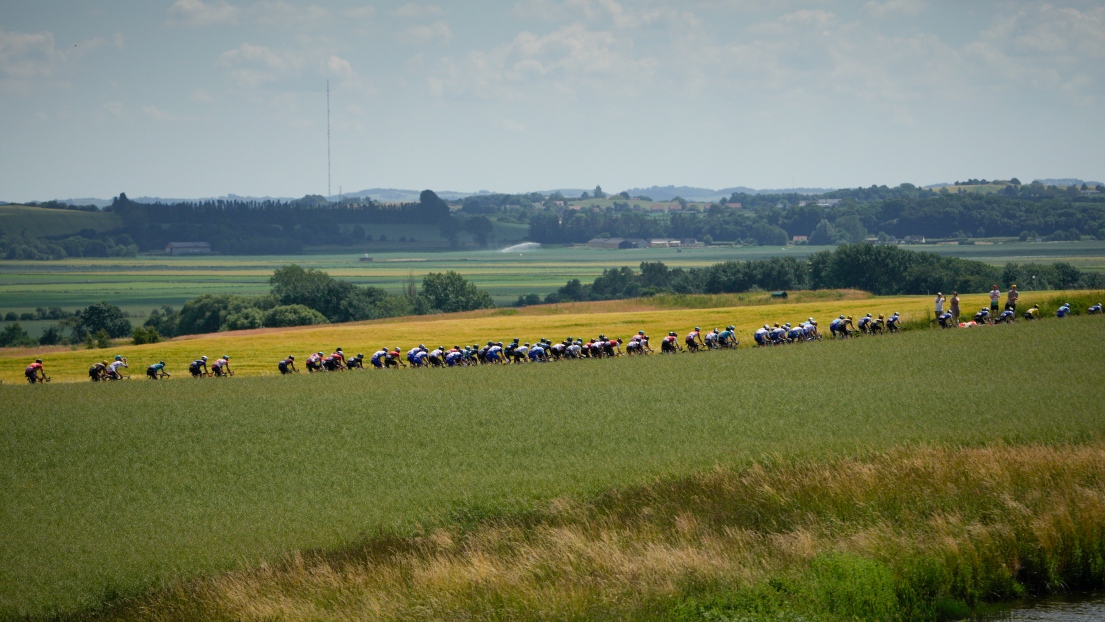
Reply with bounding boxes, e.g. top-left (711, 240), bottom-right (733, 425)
top-left (0, 323), bottom-right (36, 348)
top-left (263, 305), bottom-right (330, 328)
top-left (132, 326), bottom-right (161, 345)
top-left (222, 307), bottom-right (265, 331)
